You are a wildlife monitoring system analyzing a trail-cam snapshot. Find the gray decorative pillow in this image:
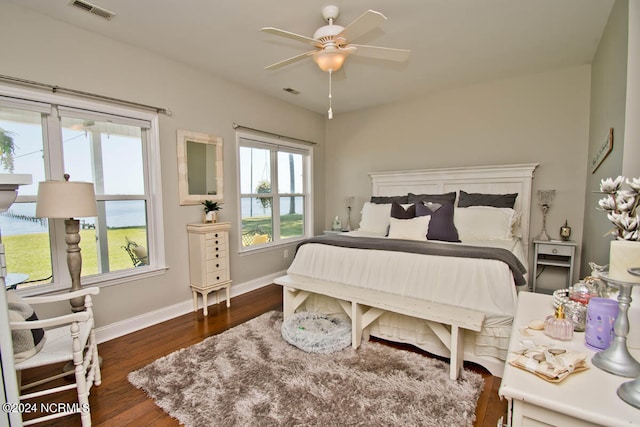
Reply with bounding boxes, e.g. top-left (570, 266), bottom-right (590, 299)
top-left (424, 202), bottom-right (442, 212)
top-left (457, 190), bottom-right (518, 208)
top-left (390, 201), bottom-right (416, 219)
top-left (370, 195), bottom-right (409, 204)
top-left (415, 202), bottom-right (460, 242)
top-left (7, 291), bottom-right (46, 363)
top-left (407, 192), bottom-right (457, 205)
